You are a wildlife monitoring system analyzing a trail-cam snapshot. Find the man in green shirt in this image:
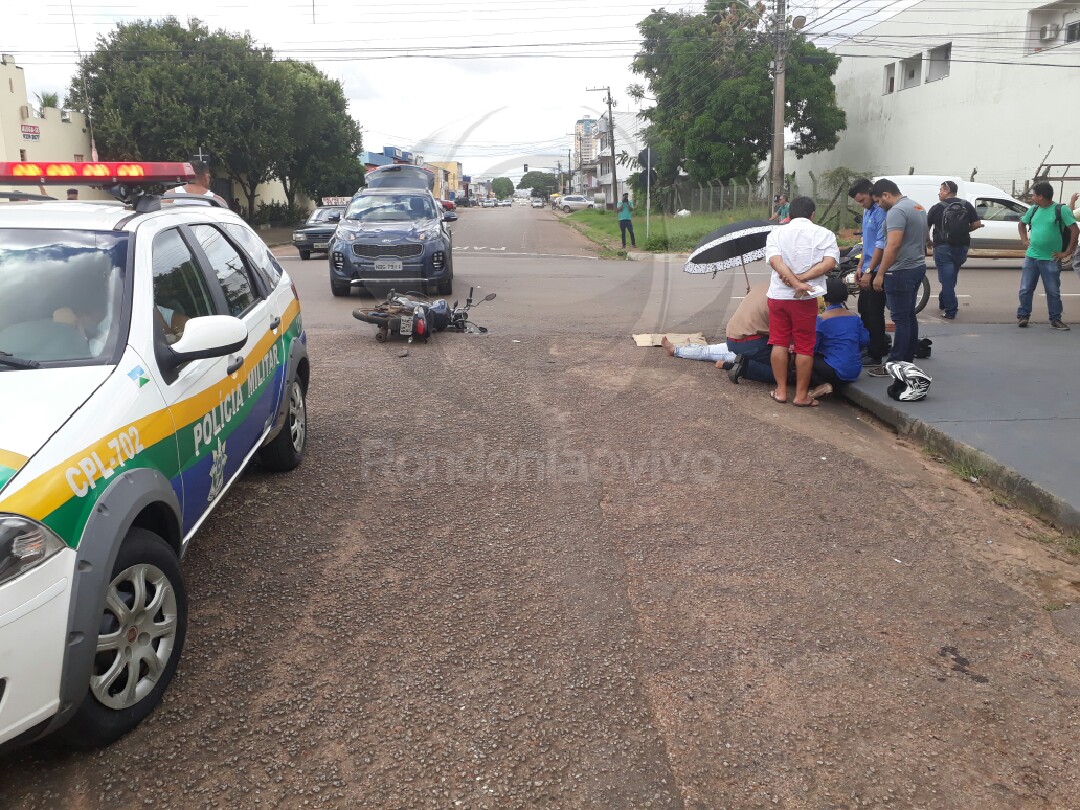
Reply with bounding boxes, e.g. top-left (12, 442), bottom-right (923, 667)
top-left (1017, 181), bottom-right (1079, 330)
top-left (617, 193), bottom-right (636, 248)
